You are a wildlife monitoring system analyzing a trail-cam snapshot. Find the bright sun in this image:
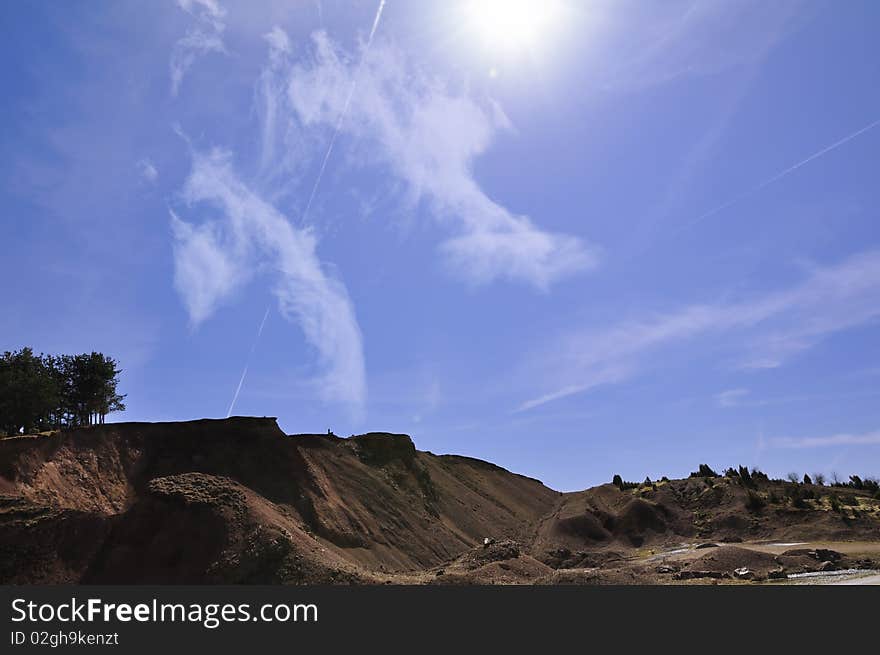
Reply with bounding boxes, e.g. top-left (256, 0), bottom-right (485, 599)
top-left (463, 0), bottom-right (562, 53)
